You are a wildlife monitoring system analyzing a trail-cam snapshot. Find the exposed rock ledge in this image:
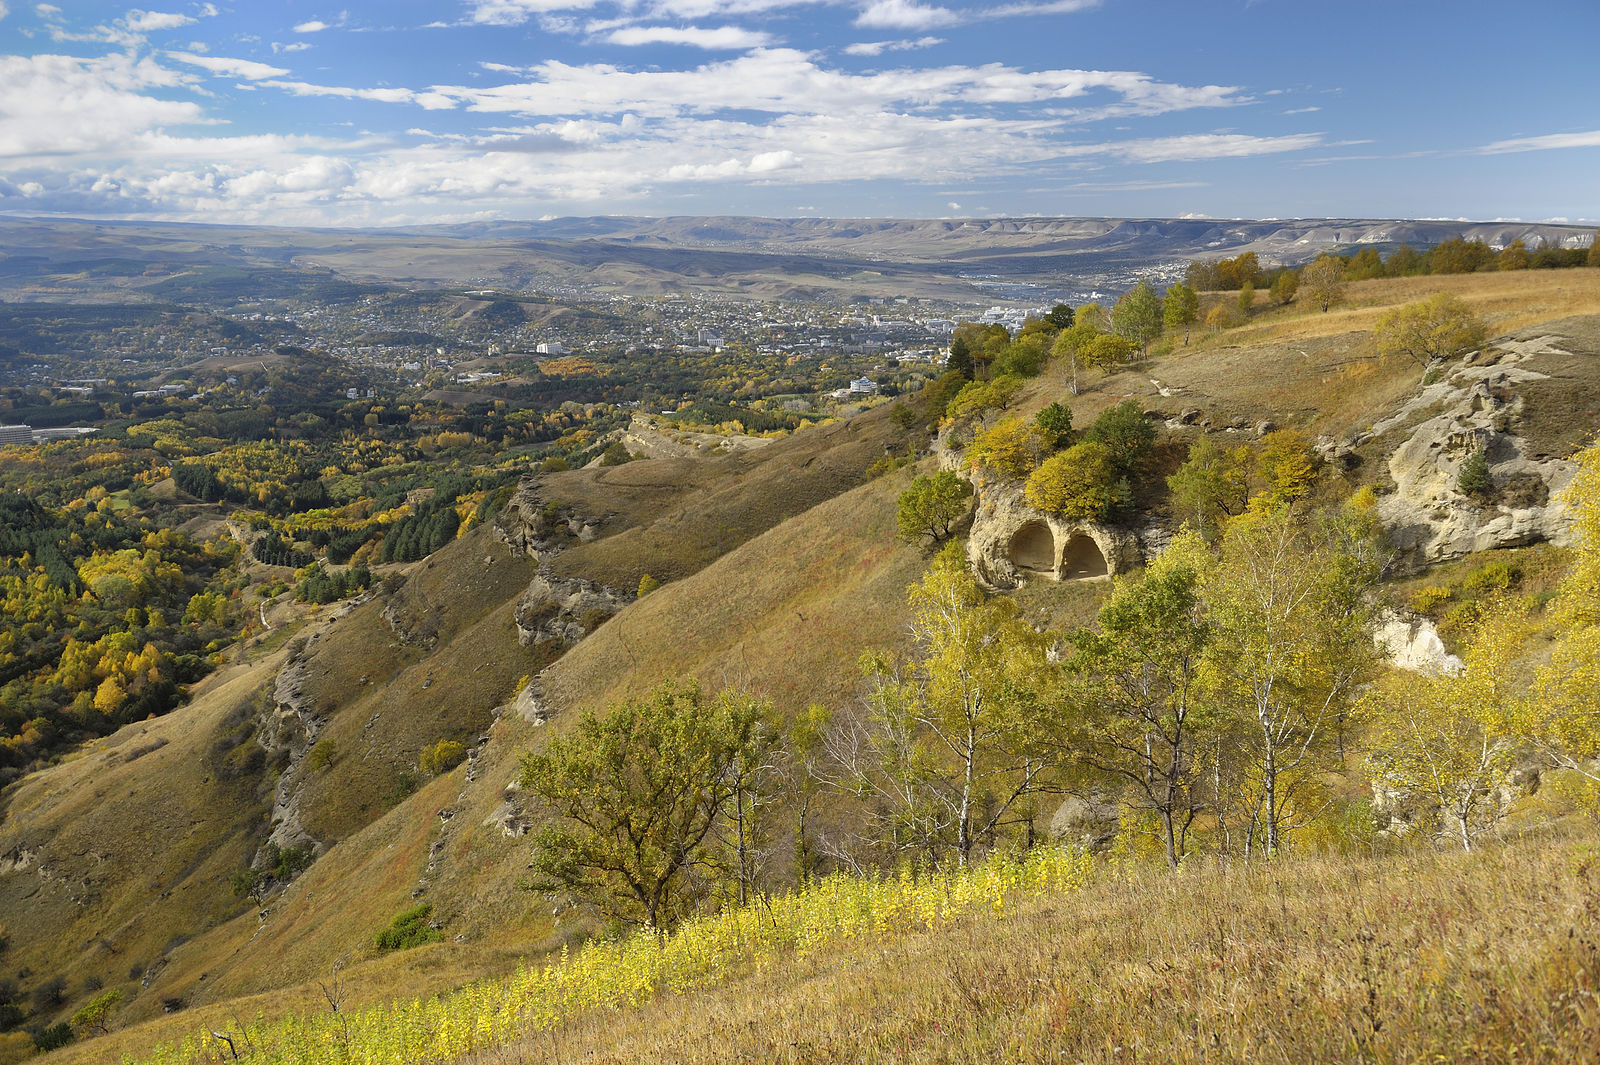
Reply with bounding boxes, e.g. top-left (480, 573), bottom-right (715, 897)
top-left (514, 575), bottom-right (629, 647)
top-left (965, 476), bottom-right (1142, 591)
top-left (1374, 610), bottom-right (1462, 675)
top-left (1367, 337), bottom-right (1579, 574)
